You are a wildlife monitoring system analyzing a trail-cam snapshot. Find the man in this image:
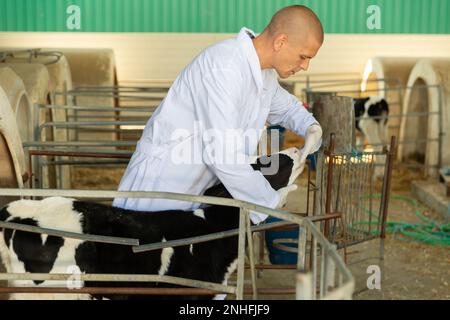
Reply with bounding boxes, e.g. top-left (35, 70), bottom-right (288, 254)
top-left (113, 5), bottom-right (324, 223)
